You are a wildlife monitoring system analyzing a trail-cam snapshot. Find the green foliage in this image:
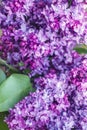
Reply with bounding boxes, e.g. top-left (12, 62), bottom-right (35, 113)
top-left (18, 61), bottom-right (24, 67)
top-left (74, 44), bottom-right (87, 54)
top-left (0, 69), bottom-right (6, 84)
top-left (0, 74), bottom-right (33, 112)
top-left (0, 58), bottom-right (19, 73)
top-left (0, 112), bottom-right (9, 130)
